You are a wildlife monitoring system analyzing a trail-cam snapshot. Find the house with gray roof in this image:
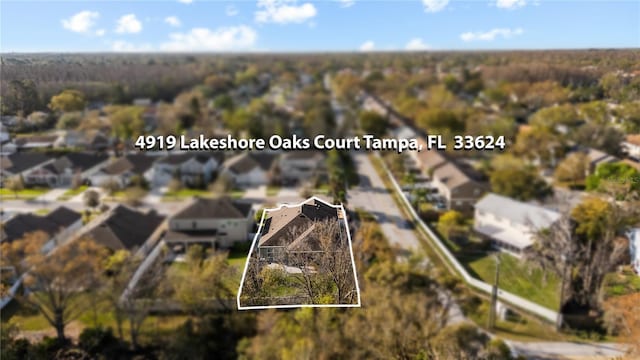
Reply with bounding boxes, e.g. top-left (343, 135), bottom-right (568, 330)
top-left (84, 205), bottom-right (165, 256)
top-left (89, 154), bottom-right (156, 187)
top-left (1, 206), bottom-right (82, 253)
top-left (278, 151), bottom-right (326, 185)
top-left (23, 153), bottom-right (108, 187)
top-left (151, 152), bottom-right (224, 187)
top-left (474, 193), bottom-right (561, 256)
top-left (221, 152), bottom-right (278, 187)
top-left (0, 153), bottom-right (53, 185)
top-left (165, 197), bottom-right (254, 250)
